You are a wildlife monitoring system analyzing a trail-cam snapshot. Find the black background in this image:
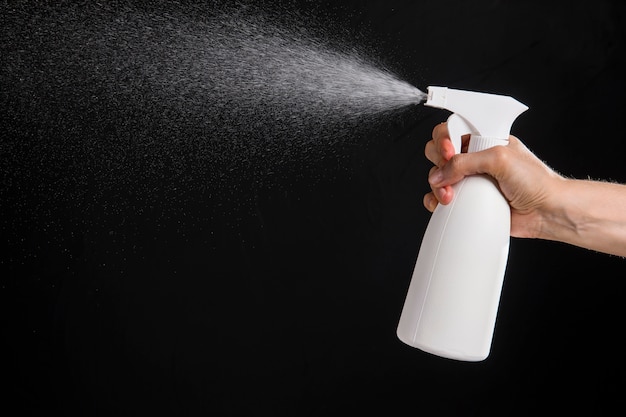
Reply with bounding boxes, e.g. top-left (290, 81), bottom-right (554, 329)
top-left (2, 1), bottom-right (625, 415)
